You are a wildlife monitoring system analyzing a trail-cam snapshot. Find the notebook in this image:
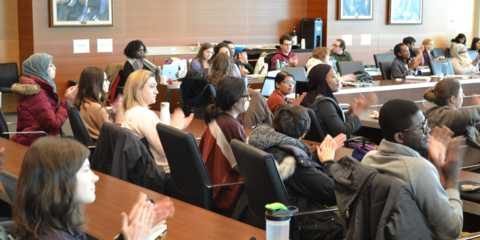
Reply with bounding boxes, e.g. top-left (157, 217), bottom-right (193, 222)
top-left (163, 64), bottom-right (179, 81)
top-left (260, 77), bottom-right (276, 97)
